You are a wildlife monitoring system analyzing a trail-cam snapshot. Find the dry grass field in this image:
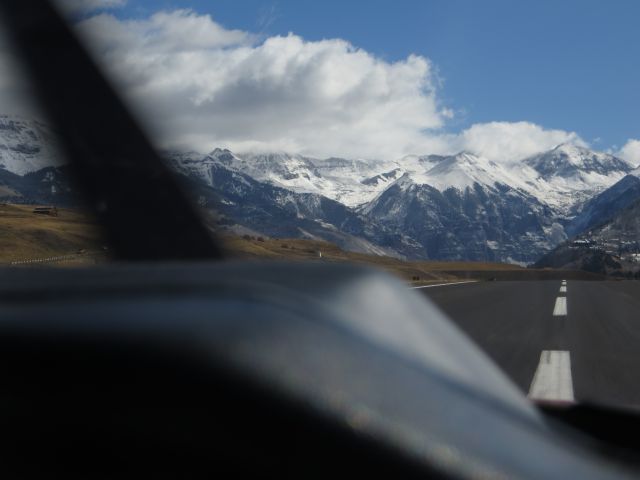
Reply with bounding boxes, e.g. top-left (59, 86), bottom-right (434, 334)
top-left (0, 204), bottom-right (106, 265)
top-left (0, 204), bottom-right (601, 280)
top-left (220, 235), bottom-right (593, 284)
top-left (222, 235), bottom-right (460, 284)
